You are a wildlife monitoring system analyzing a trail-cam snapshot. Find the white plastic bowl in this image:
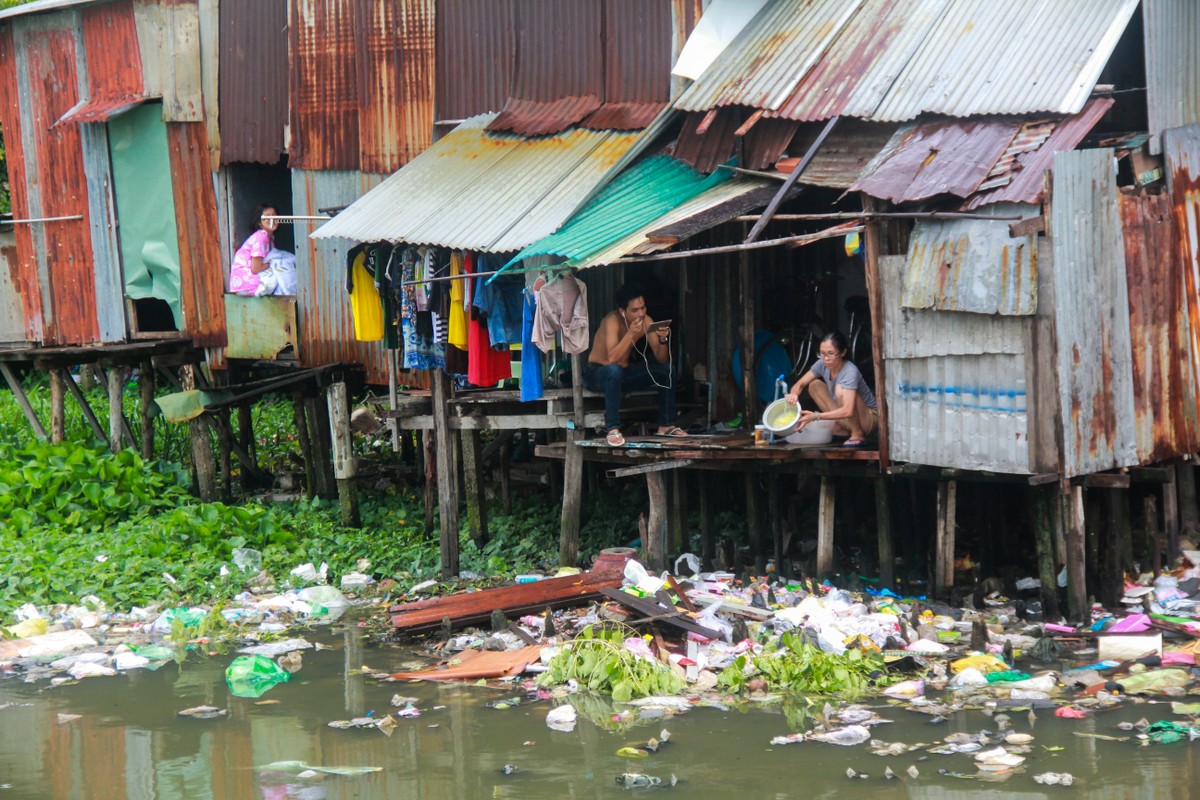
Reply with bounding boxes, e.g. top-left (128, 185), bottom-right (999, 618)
top-left (784, 419), bottom-right (835, 445)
